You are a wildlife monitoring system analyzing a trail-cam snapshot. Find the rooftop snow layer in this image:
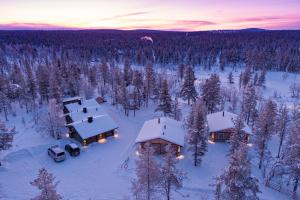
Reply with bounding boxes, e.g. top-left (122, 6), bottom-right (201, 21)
top-left (62, 96), bottom-right (82, 103)
top-left (65, 98), bottom-right (99, 113)
top-left (207, 111), bottom-right (252, 134)
top-left (67, 106), bottom-right (107, 122)
top-left (135, 117), bottom-right (185, 146)
top-left (70, 115), bottom-right (118, 140)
